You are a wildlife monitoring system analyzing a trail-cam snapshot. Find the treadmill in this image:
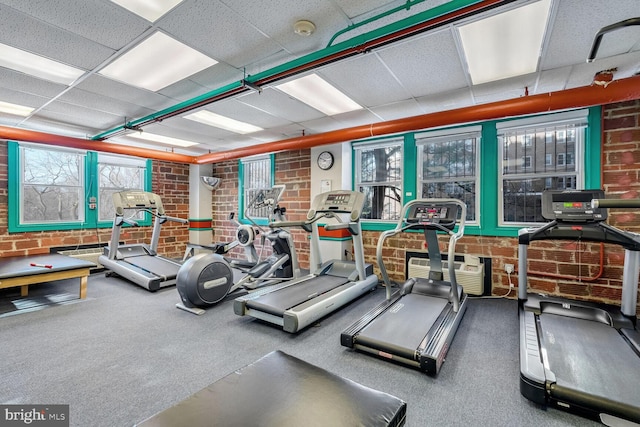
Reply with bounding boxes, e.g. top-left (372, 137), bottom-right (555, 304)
top-left (99, 190), bottom-right (188, 291)
top-left (341, 198), bottom-right (467, 375)
top-left (518, 189), bottom-right (640, 425)
top-left (233, 190), bottom-right (378, 333)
